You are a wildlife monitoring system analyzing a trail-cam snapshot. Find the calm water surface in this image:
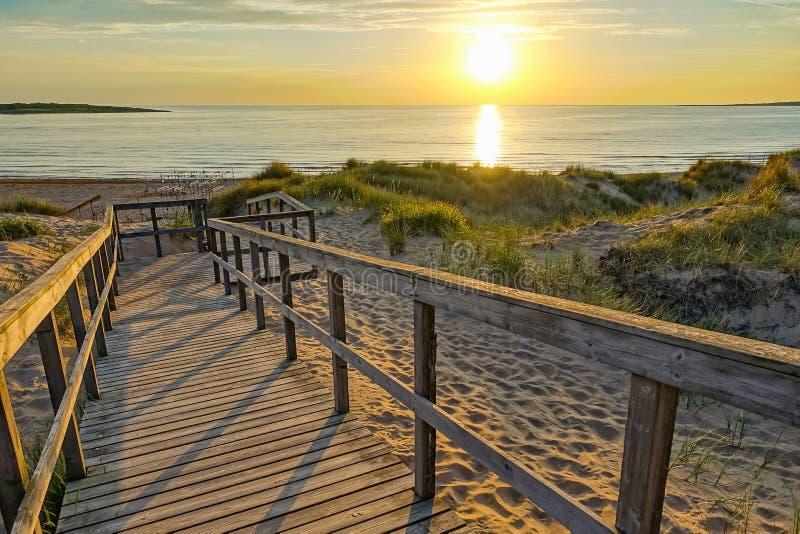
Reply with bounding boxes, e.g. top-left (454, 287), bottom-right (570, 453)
top-left (1, 105), bottom-right (798, 179)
